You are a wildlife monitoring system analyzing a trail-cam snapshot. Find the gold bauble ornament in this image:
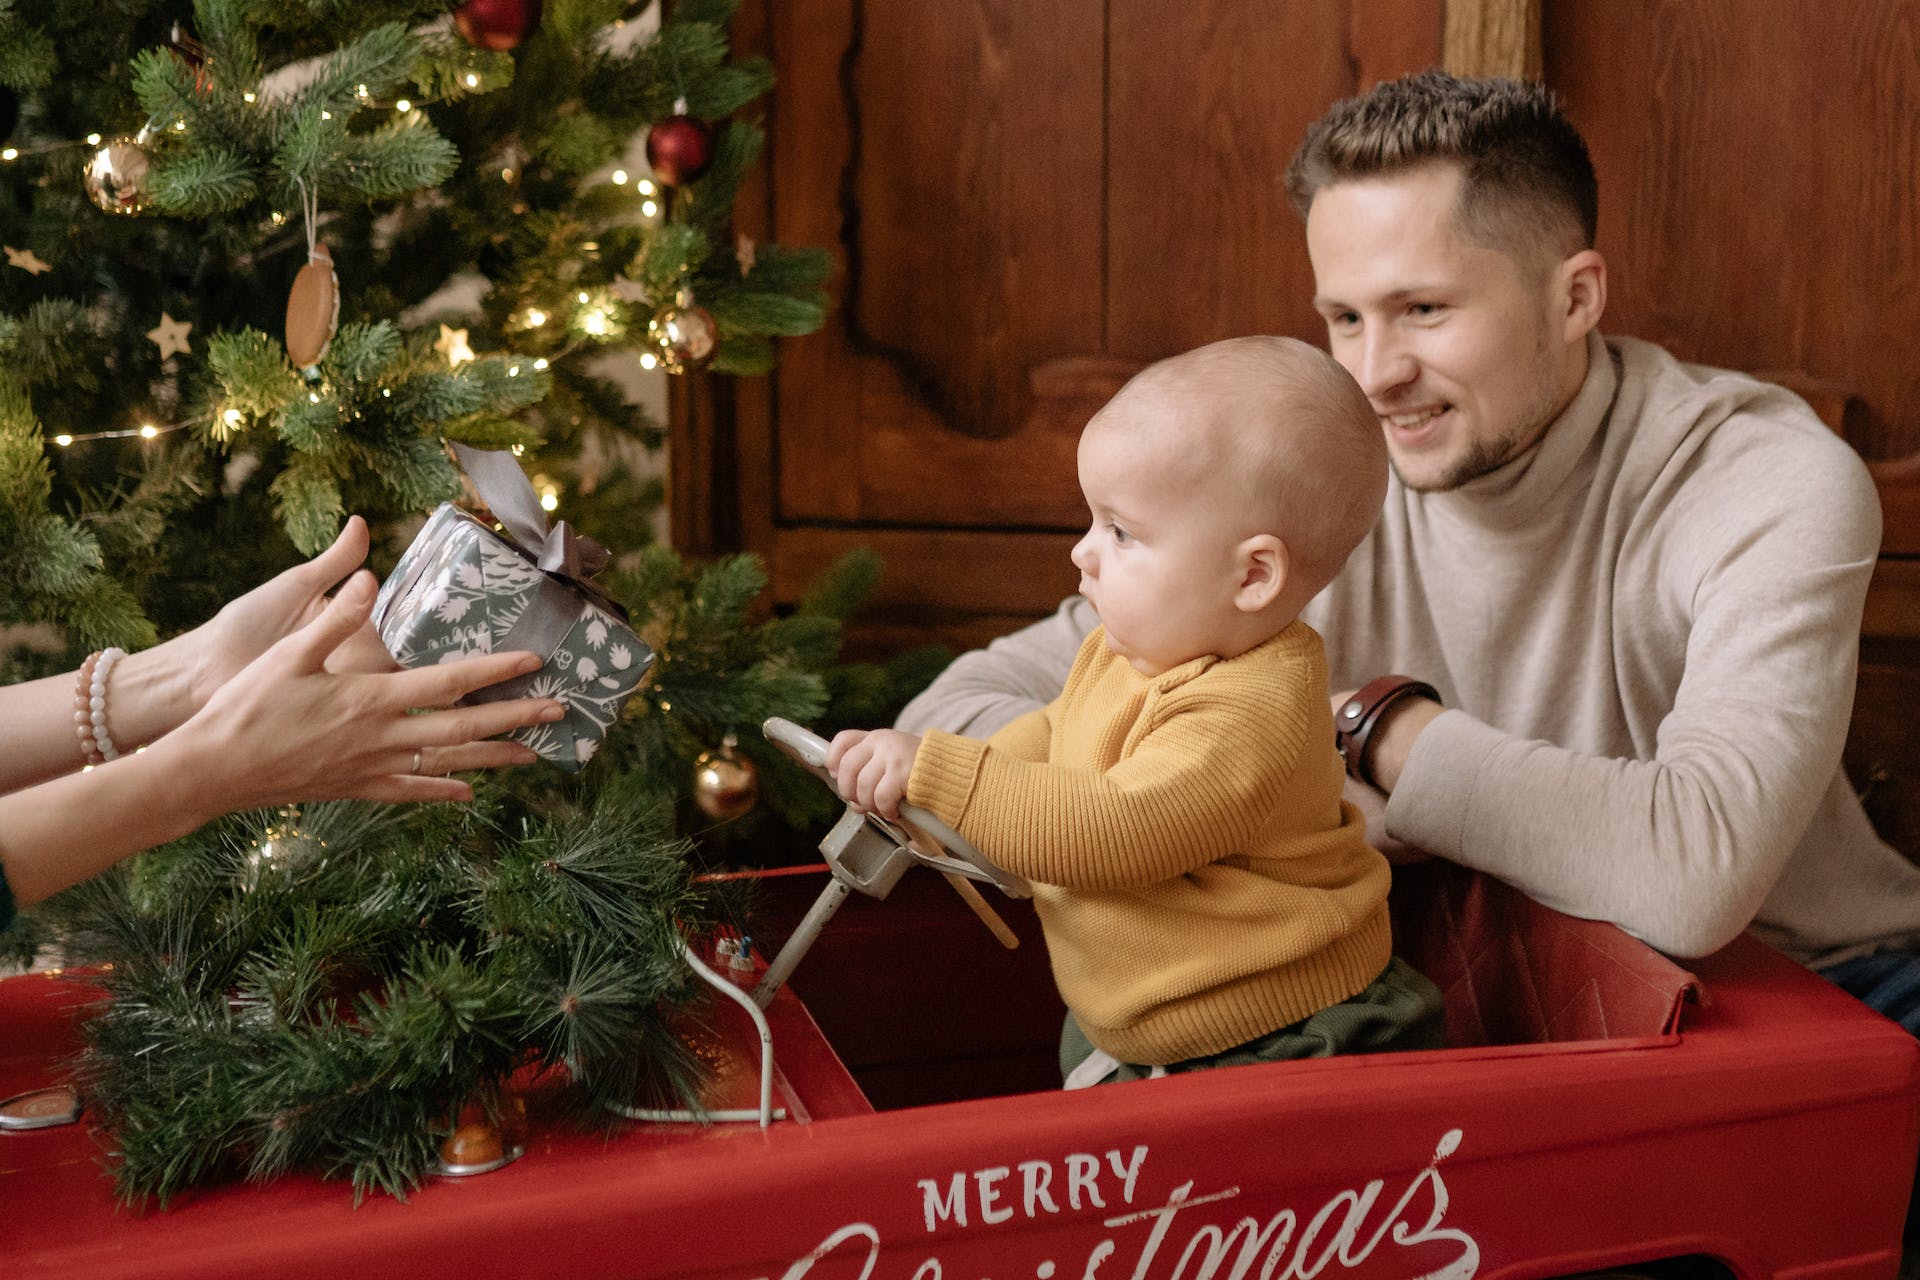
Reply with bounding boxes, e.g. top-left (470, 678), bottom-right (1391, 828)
top-left (647, 286), bottom-right (718, 375)
top-left (692, 736), bottom-right (758, 820)
top-left (241, 808), bottom-right (328, 888)
top-left (83, 136), bottom-right (155, 216)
